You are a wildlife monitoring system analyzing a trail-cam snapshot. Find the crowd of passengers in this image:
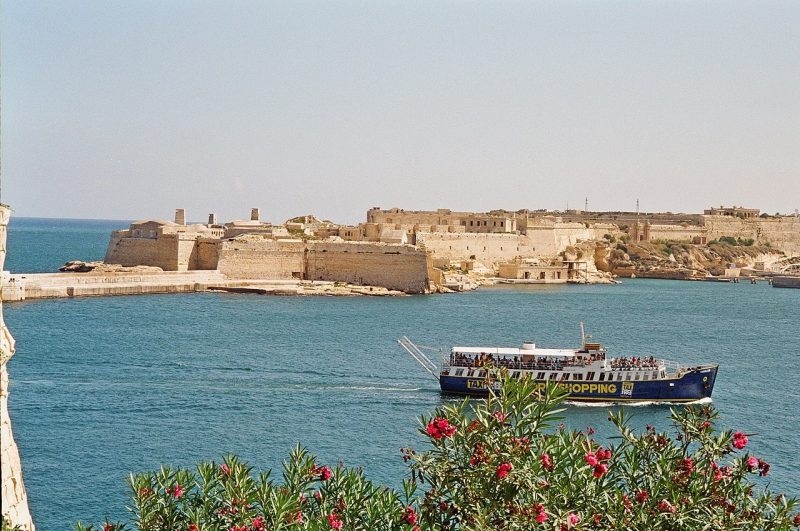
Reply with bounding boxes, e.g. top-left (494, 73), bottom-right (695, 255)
top-left (451, 352), bottom-right (603, 371)
top-left (450, 352), bottom-right (660, 371)
top-left (609, 356), bottom-right (659, 370)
